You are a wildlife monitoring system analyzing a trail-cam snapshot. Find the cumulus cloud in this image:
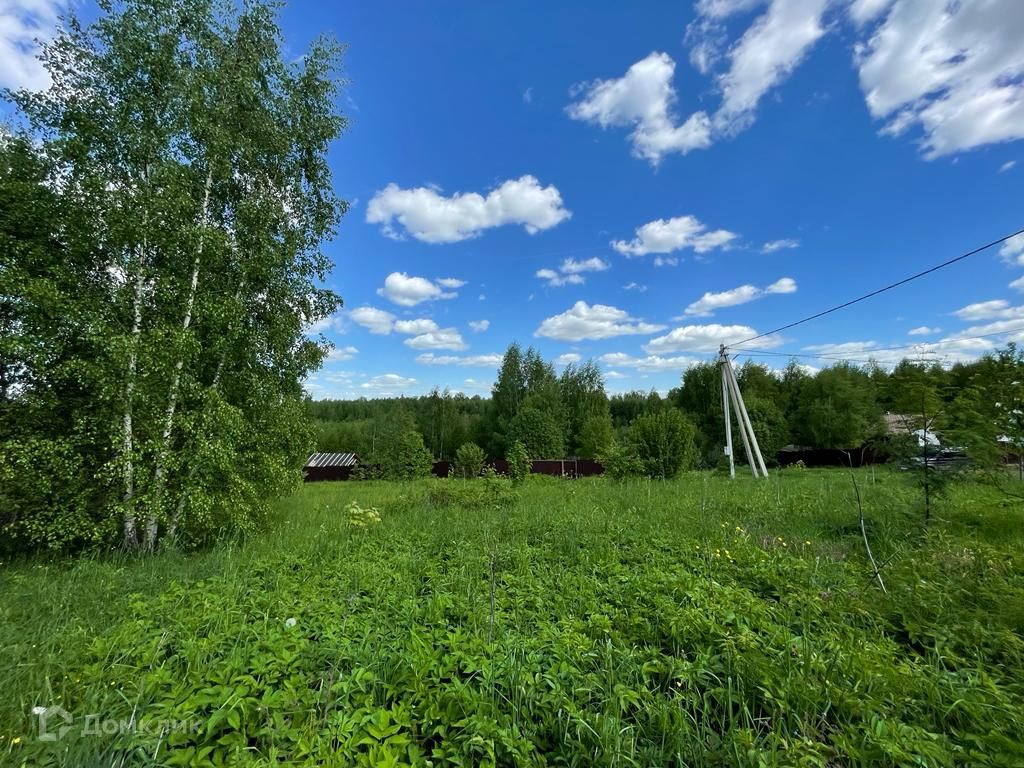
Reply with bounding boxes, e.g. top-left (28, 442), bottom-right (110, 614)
top-left (804, 337), bottom-right (996, 366)
top-left (856, 0), bottom-right (1024, 158)
top-left (393, 318), bottom-right (439, 334)
top-left (415, 352), bottom-right (503, 367)
top-left (952, 300), bottom-right (1014, 322)
top-left (556, 353), bottom-right (582, 365)
top-left (403, 328), bottom-right (467, 351)
top-left (683, 277), bottom-right (796, 317)
top-left (599, 352), bottom-right (702, 372)
top-left (362, 374), bottom-right (417, 391)
top-left (644, 323), bottom-right (774, 353)
top-left (535, 301), bottom-right (666, 341)
top-left (623, 282), bottom-right (648, 292)
top-left (366, 175), bottom-right (571, 243)
top-left (377, 272), bottom-right (460, 307)
top-left (566, 51), bottom-right (713, 165)
top-left (326, 345), bottom-right (358, 362)
top-left (612, 214), bottom-right (738, 257)
top-left (462, 378), bottom-right (494, 391)
top-left (536, 256), bottom-right (609, 287)
top-left (1011, 276), bottom-right (1024, 292)
top-left (1001, 233), bottom-right (1024, 266)
top-left (435, 277), bottom-right (467, 288)
top-left (0, 0), bottom-right (65, 92)
top-left (349, 307), bottom-right (397, 335)
top-left (468, 319), bottom-right (490, 332)
top-left (762, 238), bottom-right (800, 253)
top-left (908, 326), bottom-right (941, 336)
top-left (536, 268), bottom-right (584, 288)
